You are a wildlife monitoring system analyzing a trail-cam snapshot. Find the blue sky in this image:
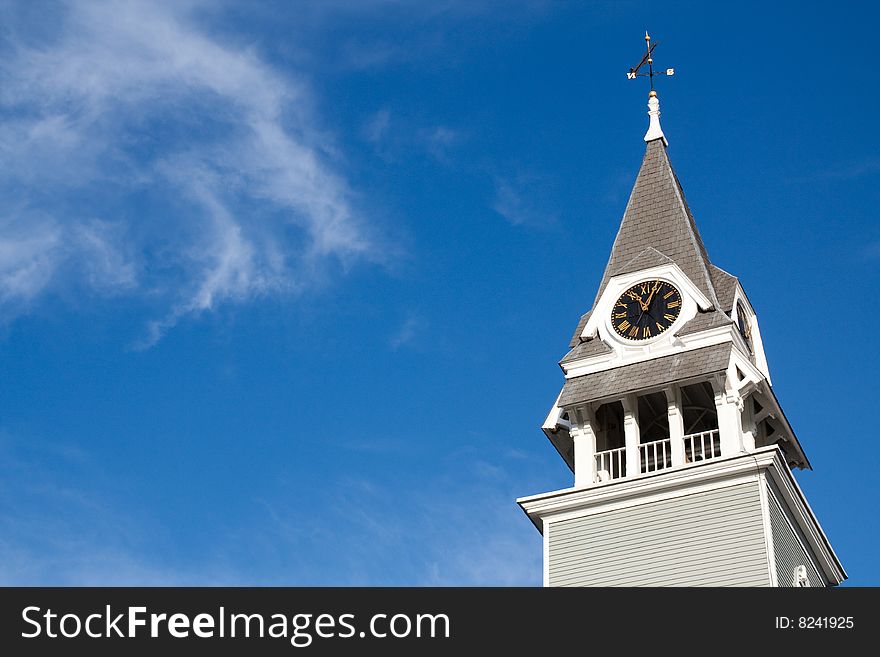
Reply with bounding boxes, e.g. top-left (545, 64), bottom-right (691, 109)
top-left (0, 1), bottom-right (876, 585)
